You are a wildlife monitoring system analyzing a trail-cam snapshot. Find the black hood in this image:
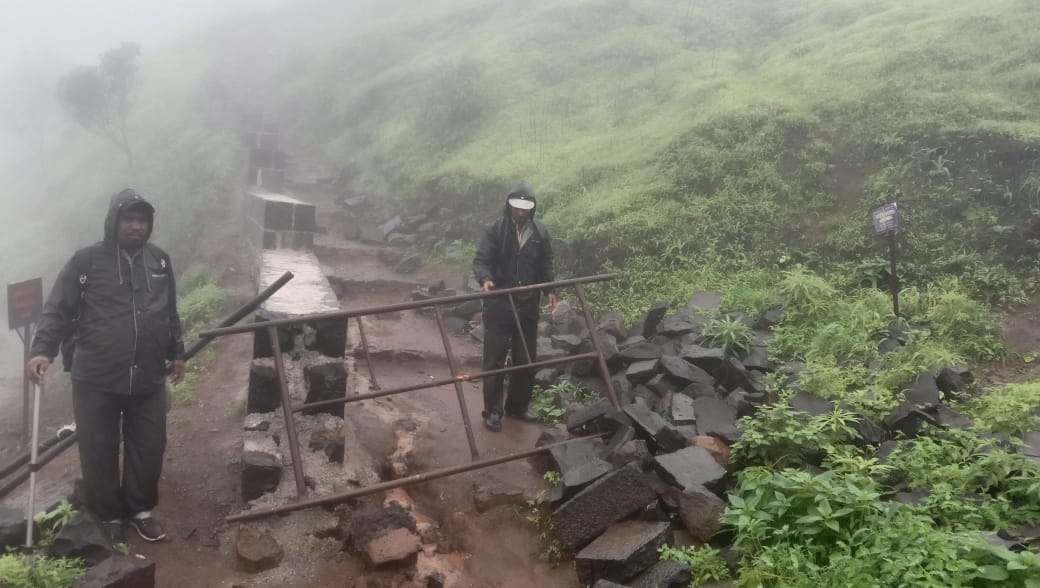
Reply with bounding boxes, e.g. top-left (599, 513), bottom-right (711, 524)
top-left (503, 180), bottom-right (537, 219)
top-left (104, 188), bottom-right (155, 244)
